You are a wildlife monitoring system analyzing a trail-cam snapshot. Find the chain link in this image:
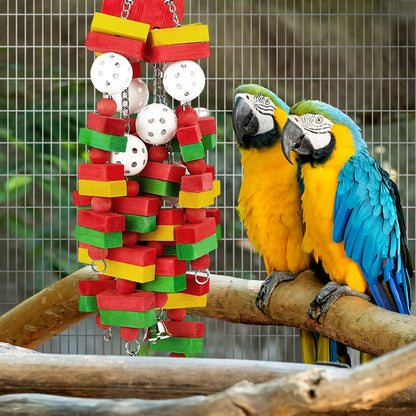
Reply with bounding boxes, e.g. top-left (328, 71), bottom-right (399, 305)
top-left (153, 63), bottom-right (166, 105)
top-left (164, 0), bottom-right (181, 27)
top-left (121, 0), bottom-right (134, 19)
